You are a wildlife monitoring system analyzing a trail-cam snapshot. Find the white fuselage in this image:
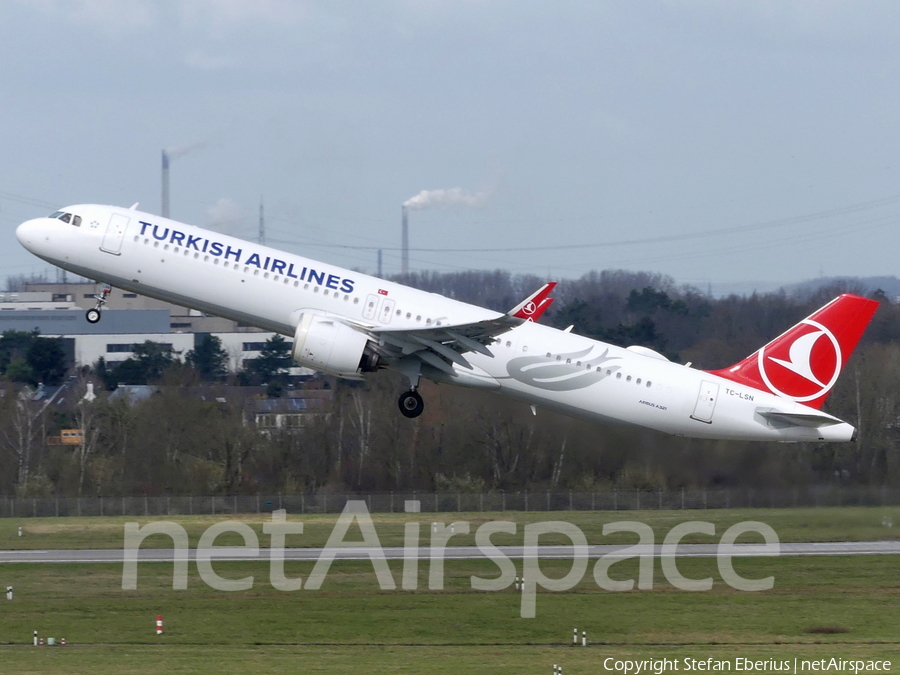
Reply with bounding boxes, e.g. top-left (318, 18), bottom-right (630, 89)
top-left (16, 205), bottom-right (855, 443)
